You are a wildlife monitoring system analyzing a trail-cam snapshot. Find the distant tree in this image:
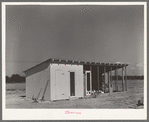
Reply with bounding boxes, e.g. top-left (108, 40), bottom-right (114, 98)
top-left (141, 75), bottom-right (144, 80)
top-left (6, 76), bottom-right (10, 83)
top-left (10, 74), bottom-right (25, 83)
top-left (10, 74), bottom-right (20, 83)
top-left (21, 76), bottom-right (25, 82)
top-left (108, 75), bottom-right (144, 80)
